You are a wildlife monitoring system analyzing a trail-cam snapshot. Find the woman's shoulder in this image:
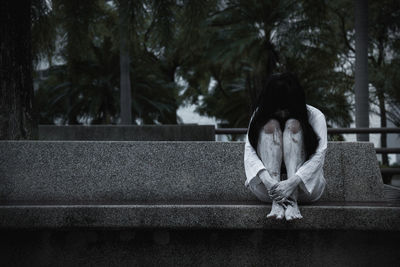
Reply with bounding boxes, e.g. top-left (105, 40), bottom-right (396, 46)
top-left (306, 104), bottom-right (325, 118)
